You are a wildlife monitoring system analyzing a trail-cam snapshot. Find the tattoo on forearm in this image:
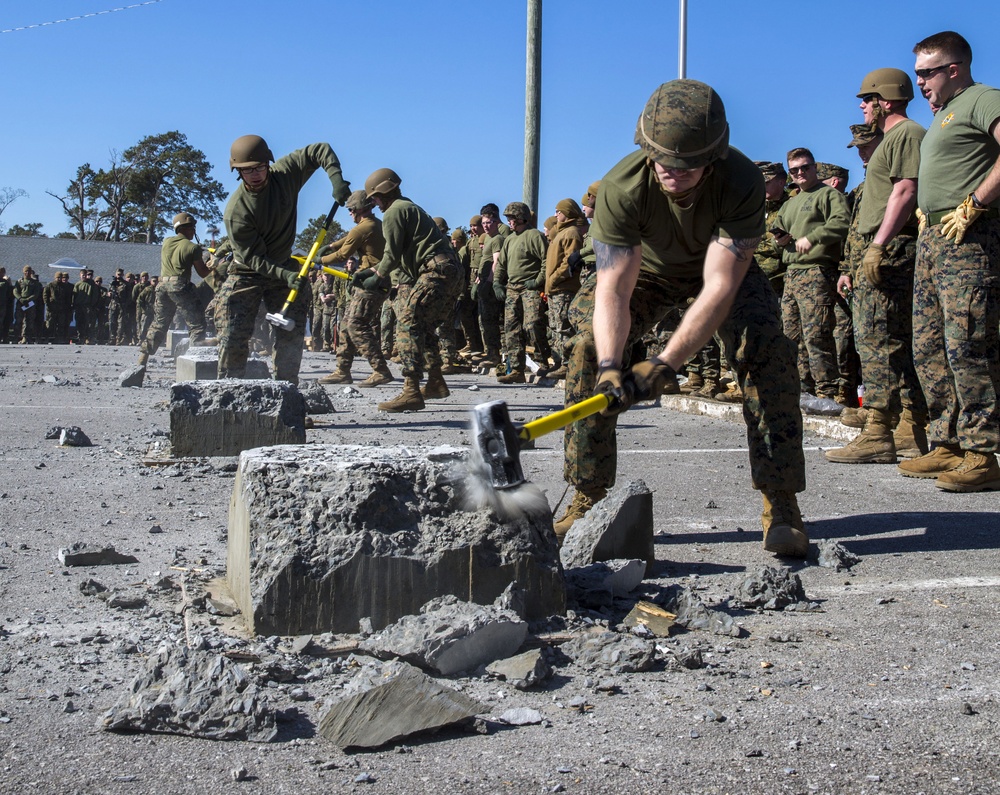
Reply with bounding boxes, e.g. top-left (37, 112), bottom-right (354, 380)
top-left (715, 235), bottom-right (762, 259)
top-left (594, 240), bottom-right (634, 272)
